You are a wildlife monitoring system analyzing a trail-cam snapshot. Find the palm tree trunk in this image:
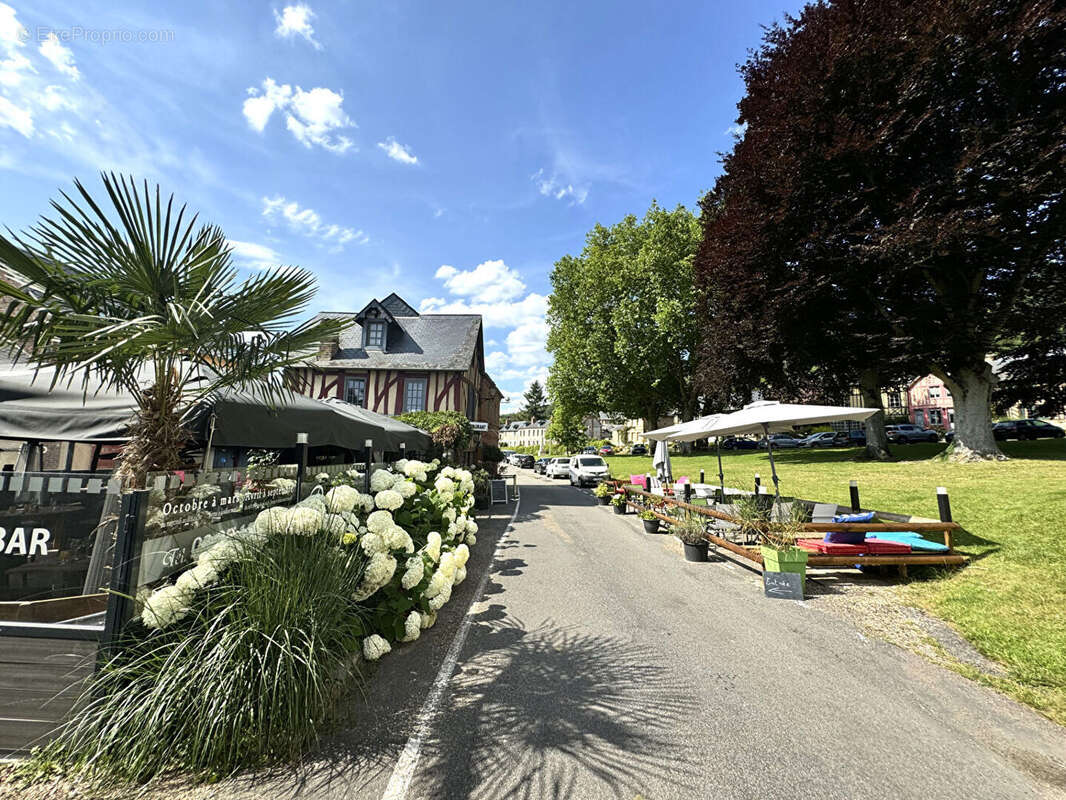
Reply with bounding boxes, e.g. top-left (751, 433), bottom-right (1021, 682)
top-left (117, 379), bottom-right (190, 488)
